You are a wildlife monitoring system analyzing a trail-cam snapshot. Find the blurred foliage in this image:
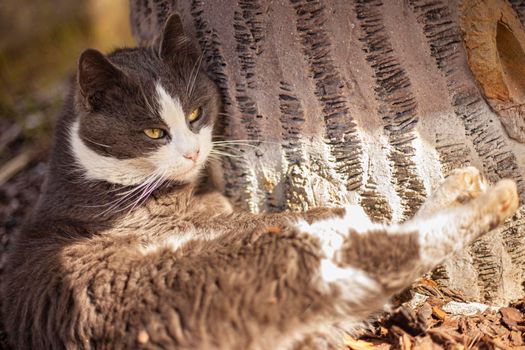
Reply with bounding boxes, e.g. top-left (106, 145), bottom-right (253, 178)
top-left (0, 0), bottom-right (134, 121)
top-left (0, 0), bottom-right (134, 168)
